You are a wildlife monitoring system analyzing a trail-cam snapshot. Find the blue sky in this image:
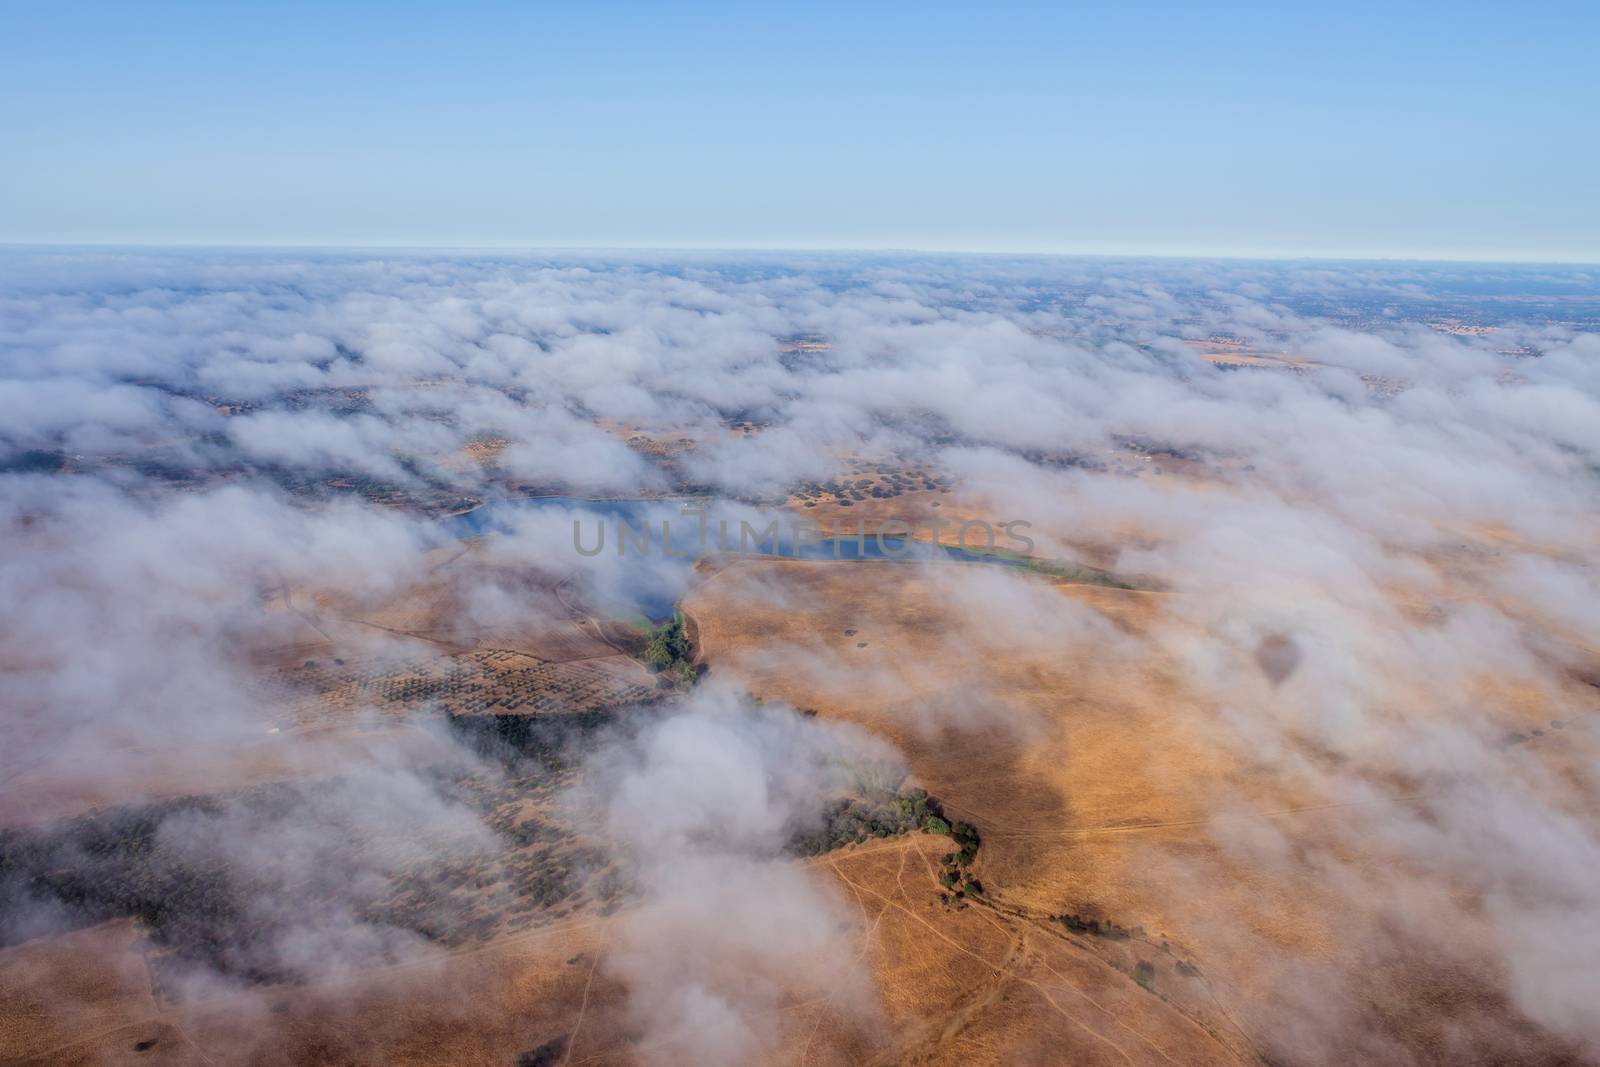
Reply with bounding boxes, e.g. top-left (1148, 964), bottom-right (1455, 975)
top-left (3, 2), bottom-right (1597, 260)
